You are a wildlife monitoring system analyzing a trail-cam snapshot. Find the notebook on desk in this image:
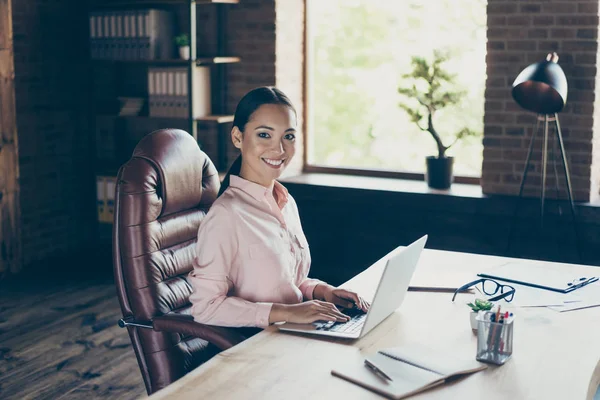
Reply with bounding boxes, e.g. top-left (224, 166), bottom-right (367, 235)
top-left (331, 343), bottom-right (487, 400)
